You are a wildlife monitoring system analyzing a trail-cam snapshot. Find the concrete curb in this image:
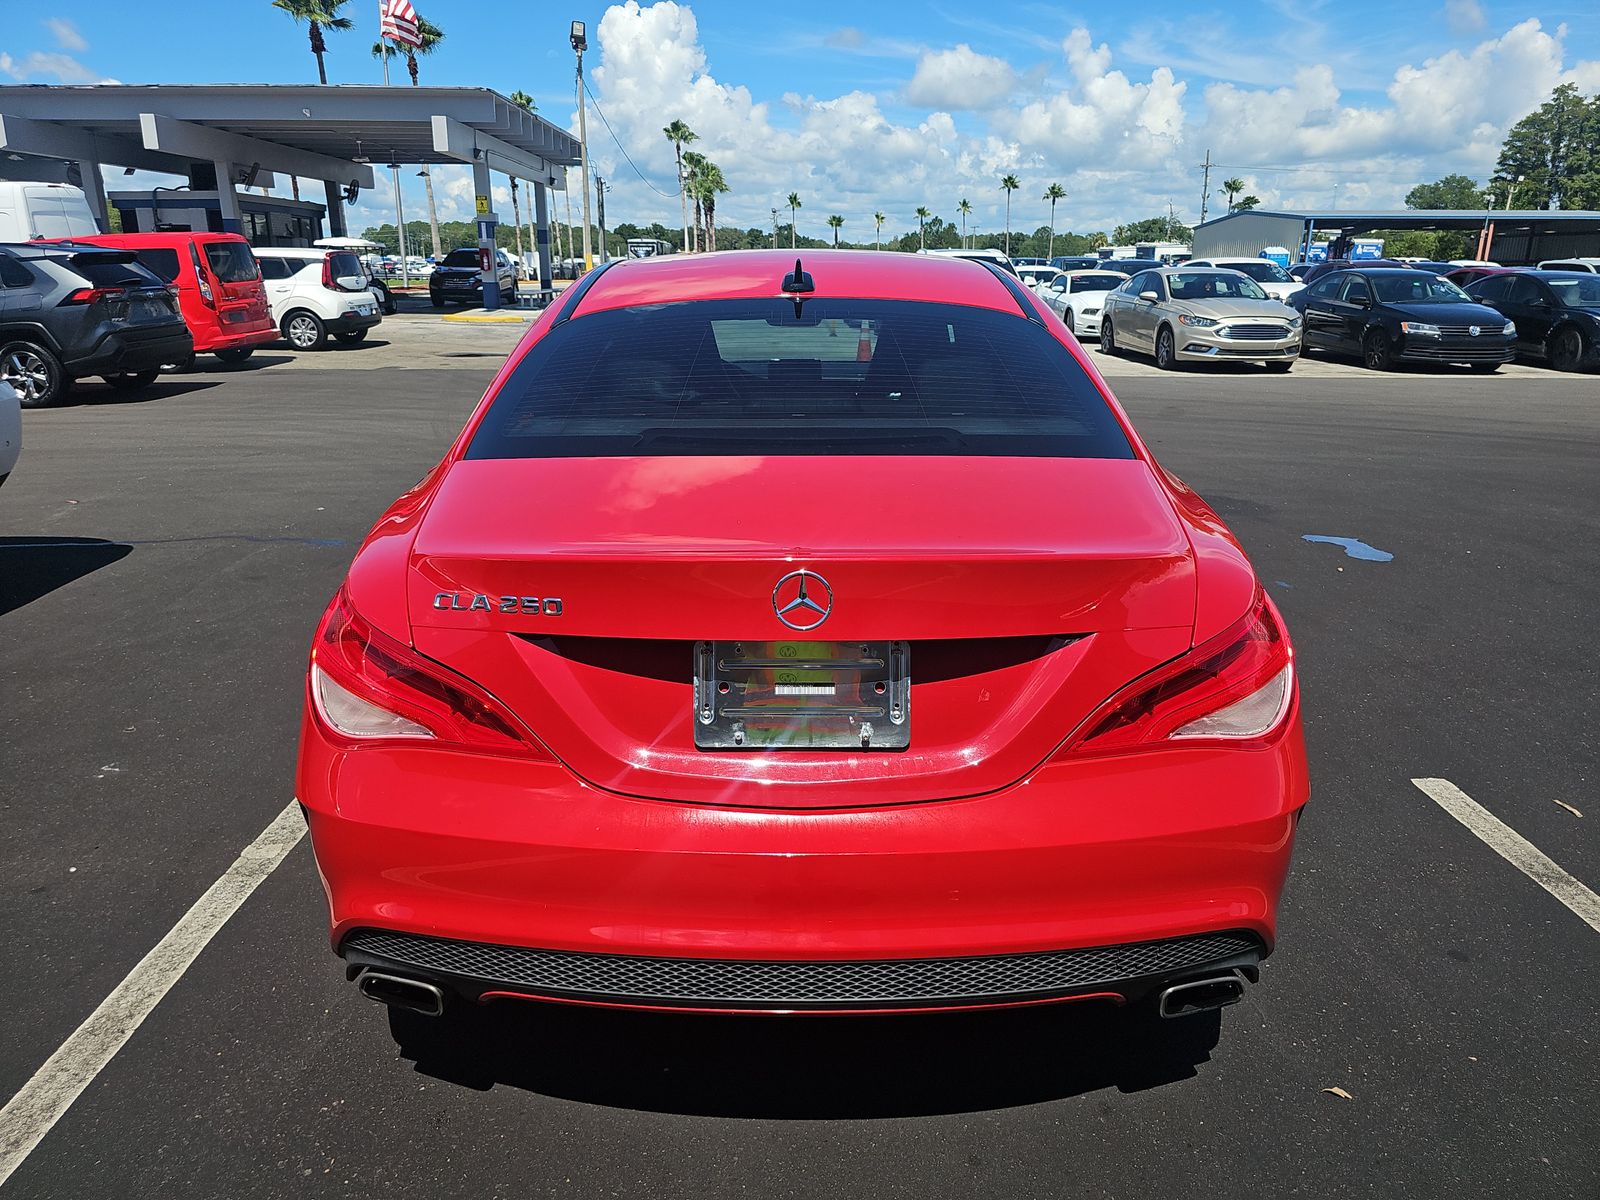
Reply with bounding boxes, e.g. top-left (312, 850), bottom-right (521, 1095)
top-left (439, 312), bottom-right (531, 325)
